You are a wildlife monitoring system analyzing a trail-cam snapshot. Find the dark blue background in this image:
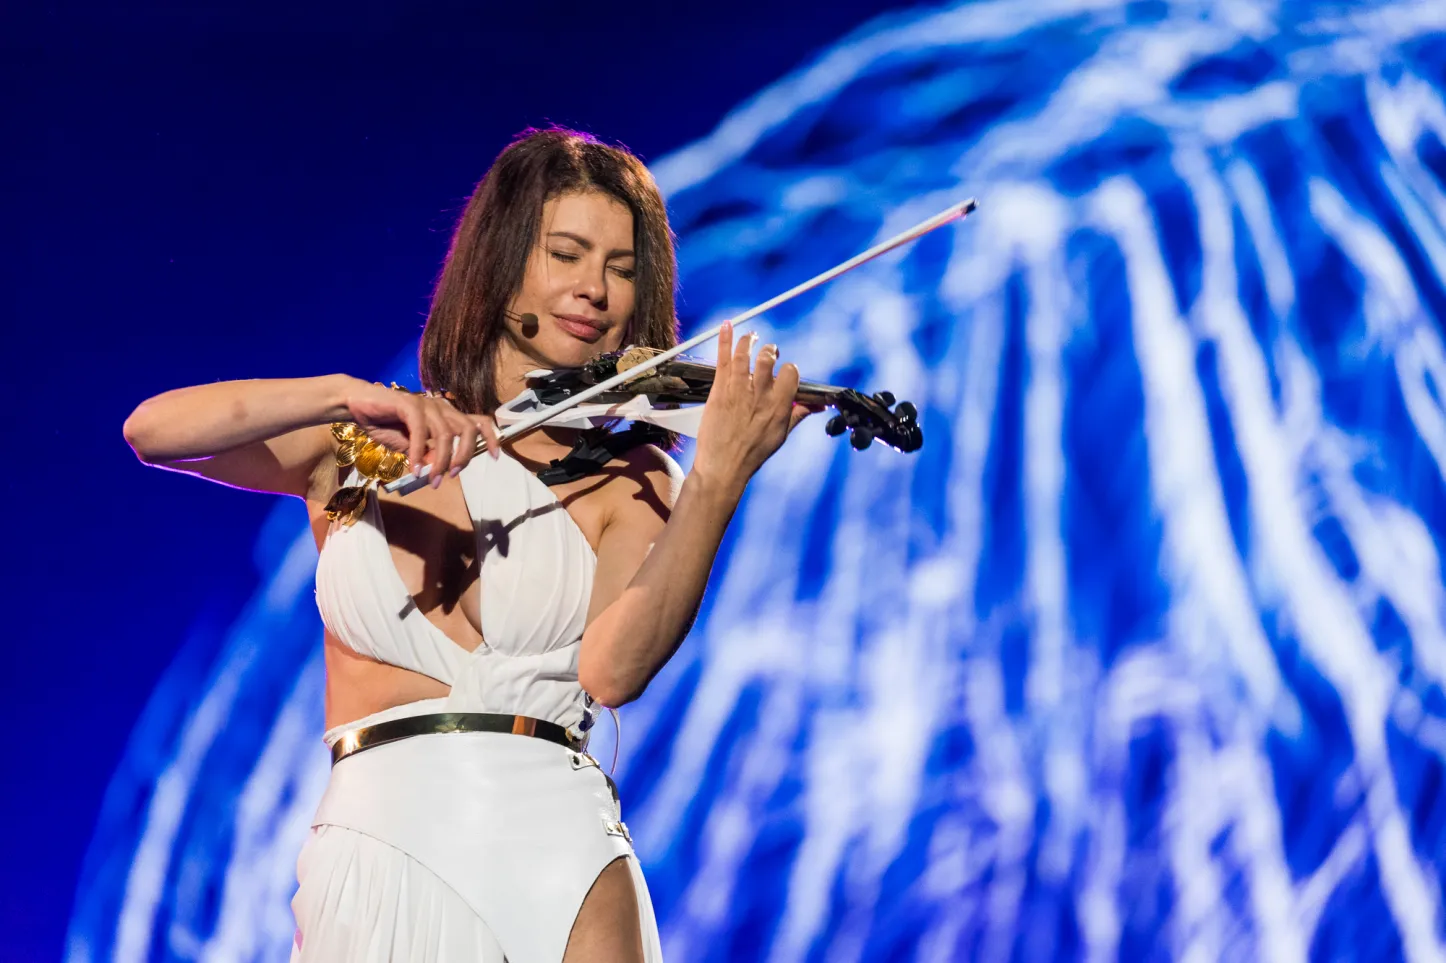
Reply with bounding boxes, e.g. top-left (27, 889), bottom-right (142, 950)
top-left (3, 3), bottom-right (915, 957)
